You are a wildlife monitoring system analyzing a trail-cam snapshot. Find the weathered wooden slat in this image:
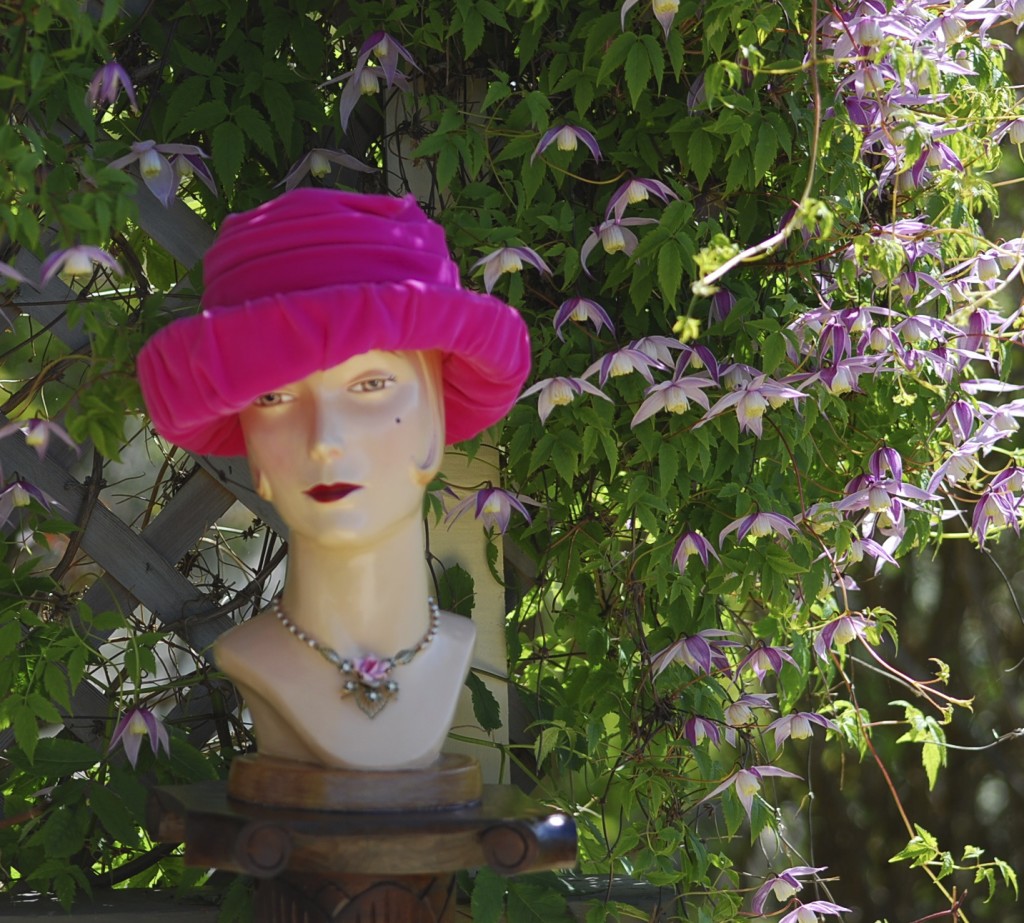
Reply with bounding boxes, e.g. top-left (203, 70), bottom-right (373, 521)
top-left (133, 181), bottom-right (215, 269)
